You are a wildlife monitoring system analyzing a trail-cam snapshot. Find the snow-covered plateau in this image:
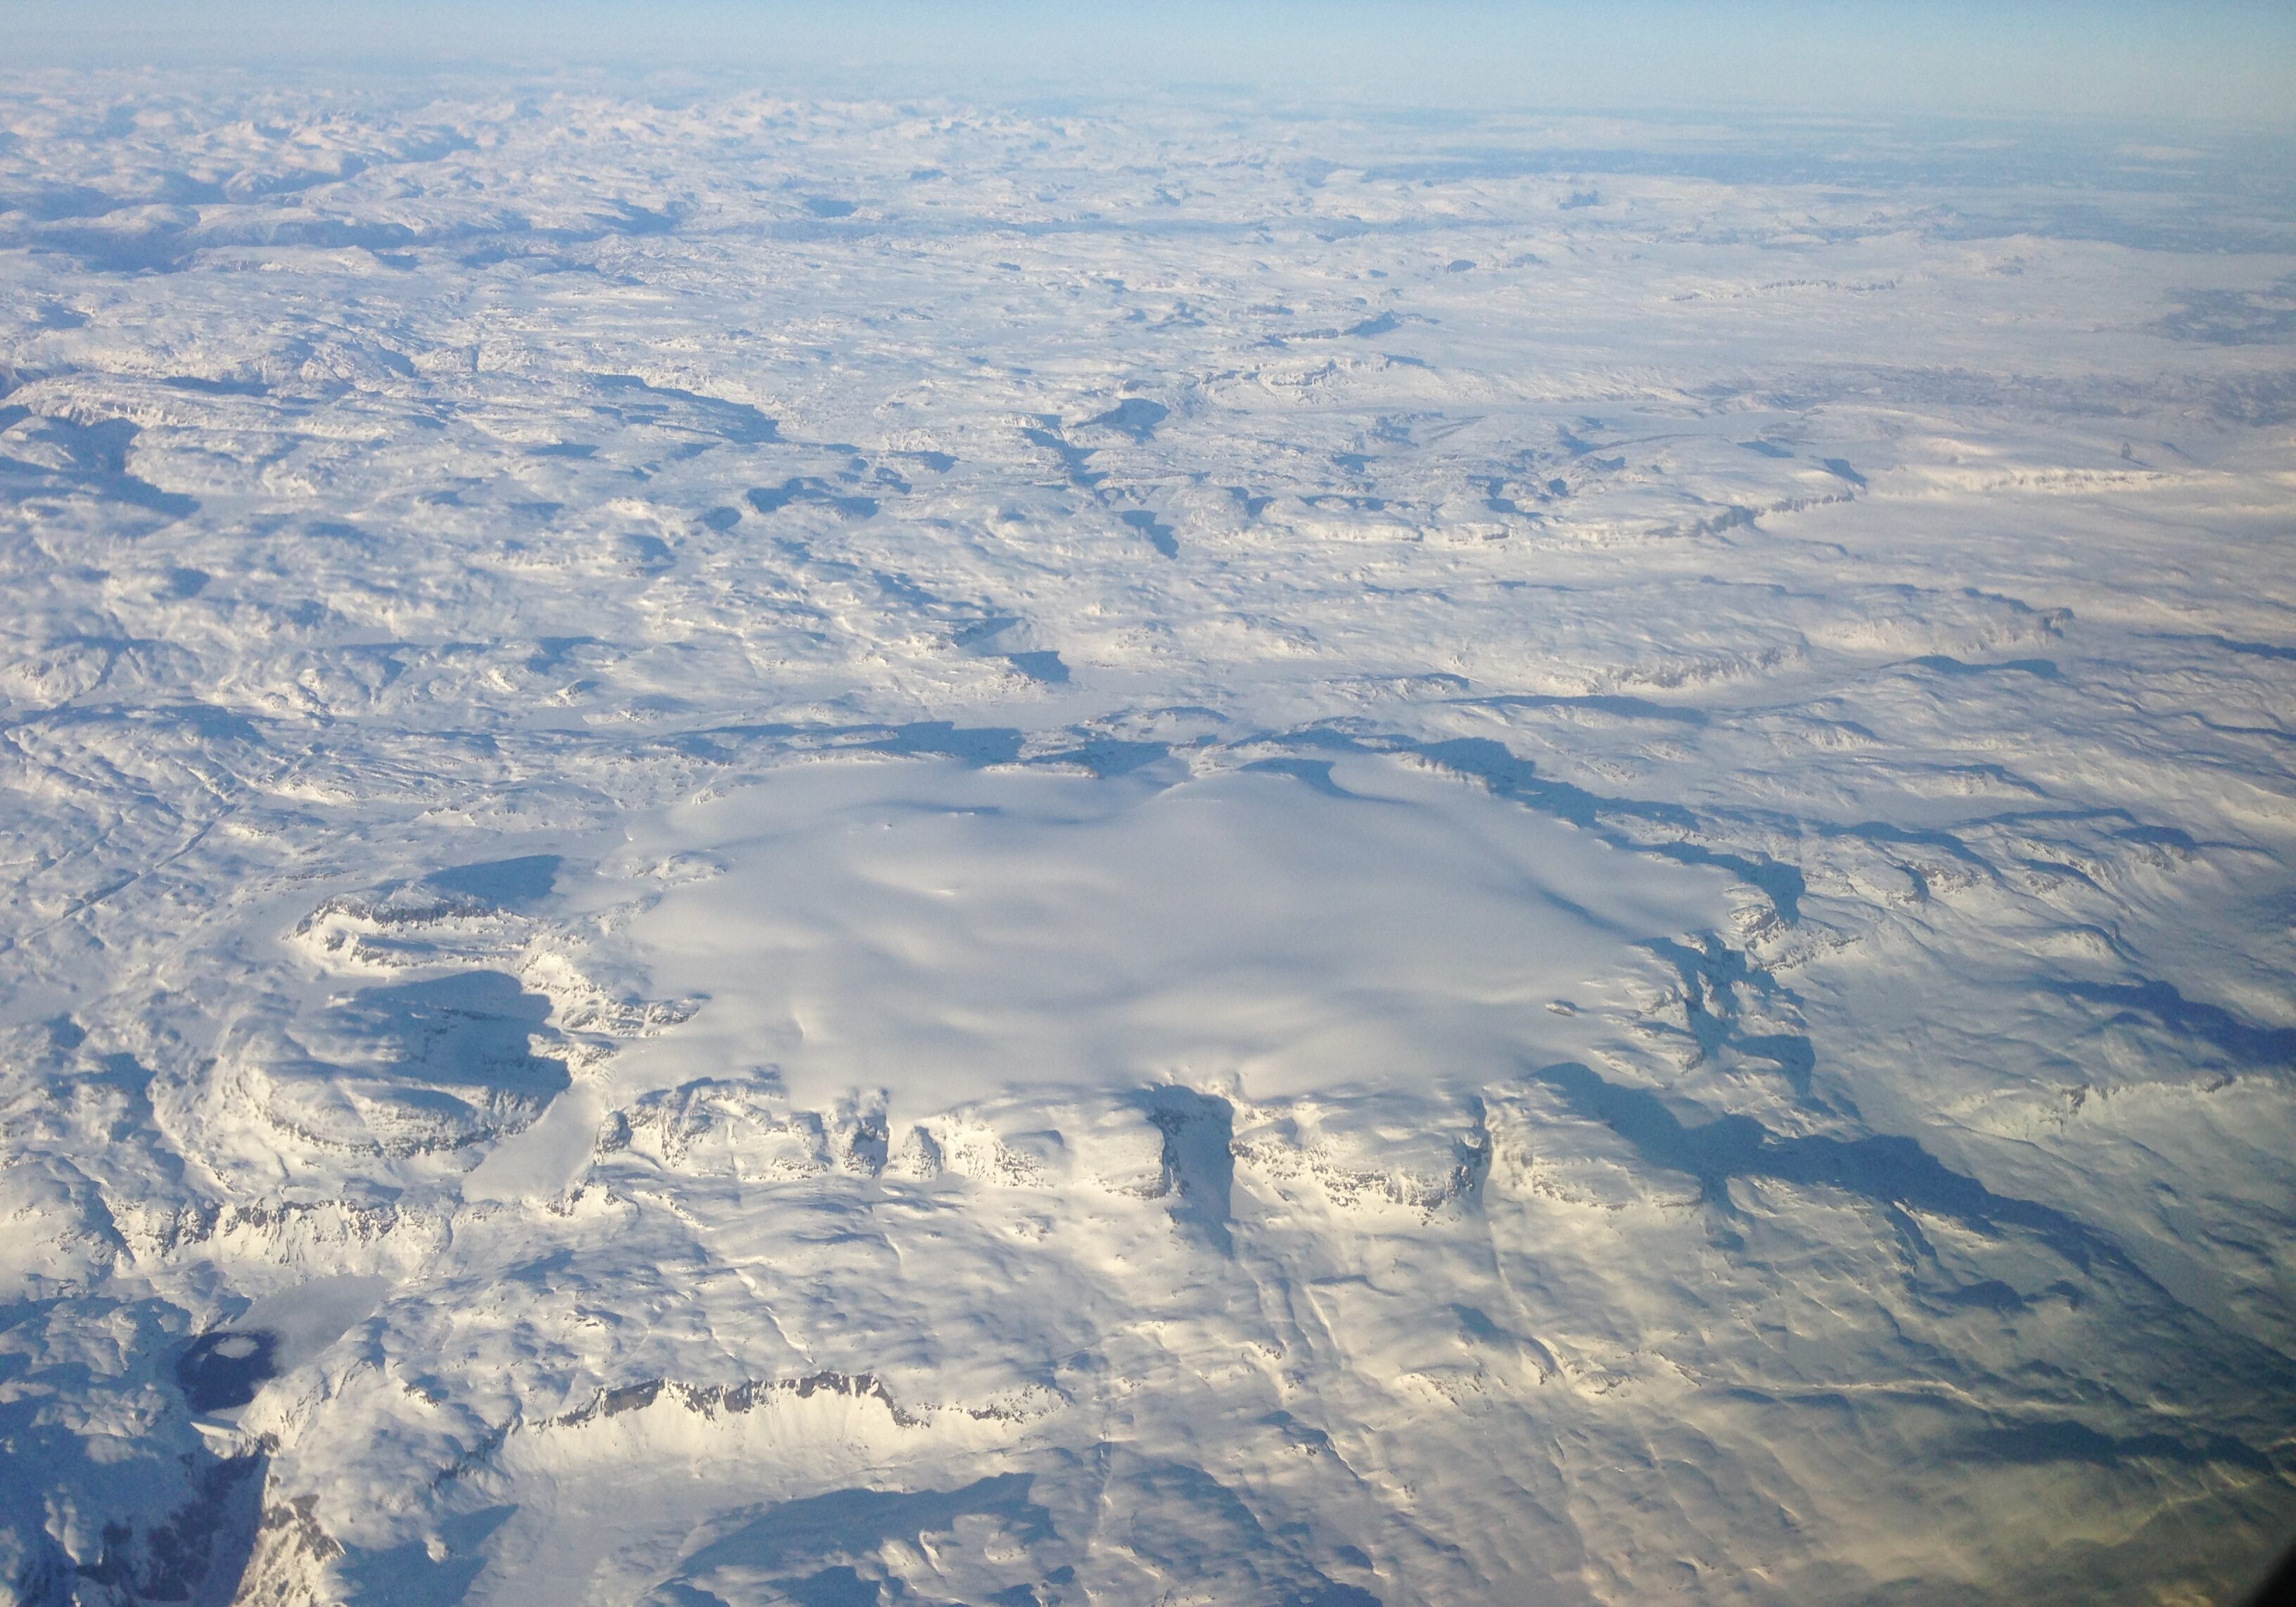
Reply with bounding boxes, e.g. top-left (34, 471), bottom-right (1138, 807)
top-left (1, 72), bottom-right (2293, 1607)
